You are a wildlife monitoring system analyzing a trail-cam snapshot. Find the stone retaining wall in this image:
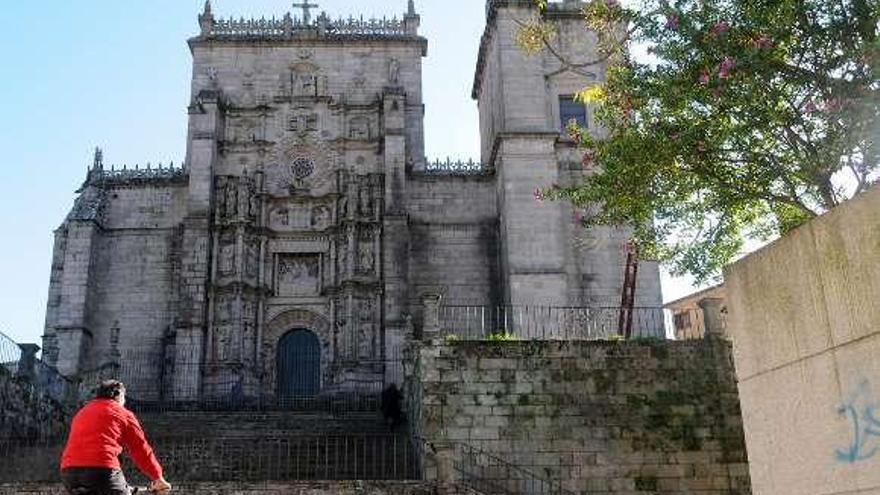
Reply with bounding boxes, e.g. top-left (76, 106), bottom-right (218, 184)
top-left (0, 366), bottom-right (68, 440)
top-left (416, 339), bottom-right (752, 494)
